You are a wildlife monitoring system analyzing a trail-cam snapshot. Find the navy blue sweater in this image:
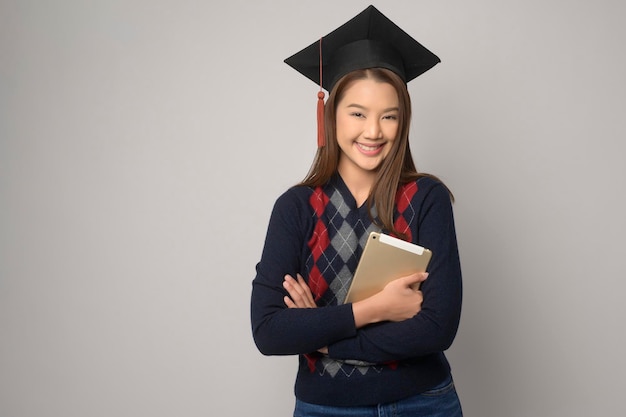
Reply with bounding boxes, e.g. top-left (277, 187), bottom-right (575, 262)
top-left (251, 174), bottom-right (462, 406)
